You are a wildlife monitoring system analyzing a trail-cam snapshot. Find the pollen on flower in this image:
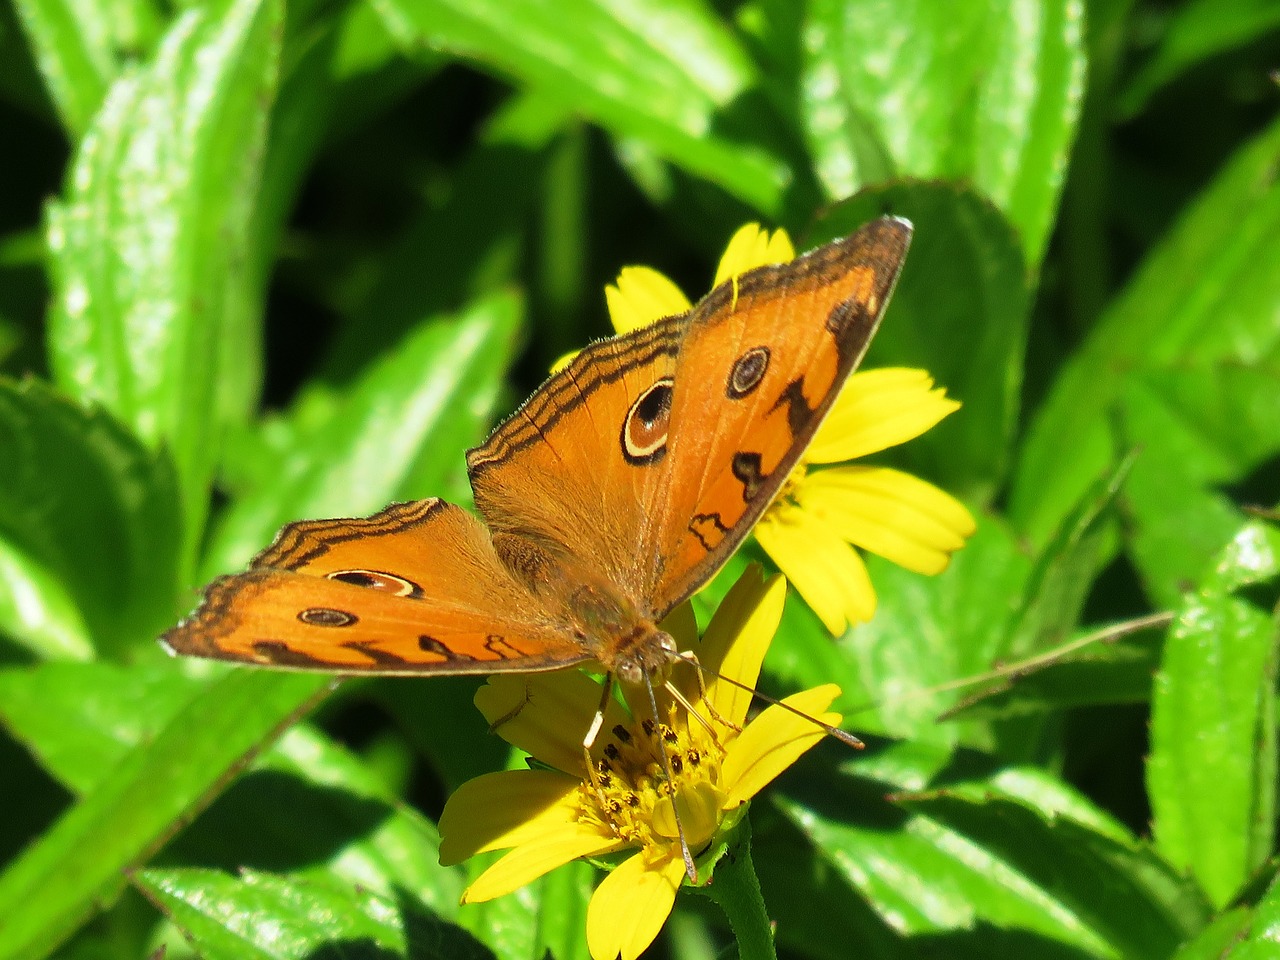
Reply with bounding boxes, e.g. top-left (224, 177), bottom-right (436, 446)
top-left (772, 462), bottom-right (808, 509)
top-left (575, 702), bottom-right (727, 855)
